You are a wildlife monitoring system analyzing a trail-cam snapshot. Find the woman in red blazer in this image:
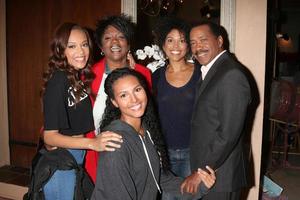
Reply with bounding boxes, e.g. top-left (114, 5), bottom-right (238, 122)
top-left (85, 14), bottom-right (152, 182)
